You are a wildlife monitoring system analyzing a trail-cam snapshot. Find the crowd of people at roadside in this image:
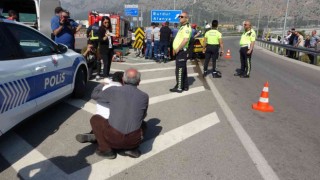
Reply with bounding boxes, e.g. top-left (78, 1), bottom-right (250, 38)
top-left (264, 28), bottom-right (319, 64)
top-left (285, 28), bottom-right (319, 64)
top-left (132, 21), bottom-right (201, 63)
